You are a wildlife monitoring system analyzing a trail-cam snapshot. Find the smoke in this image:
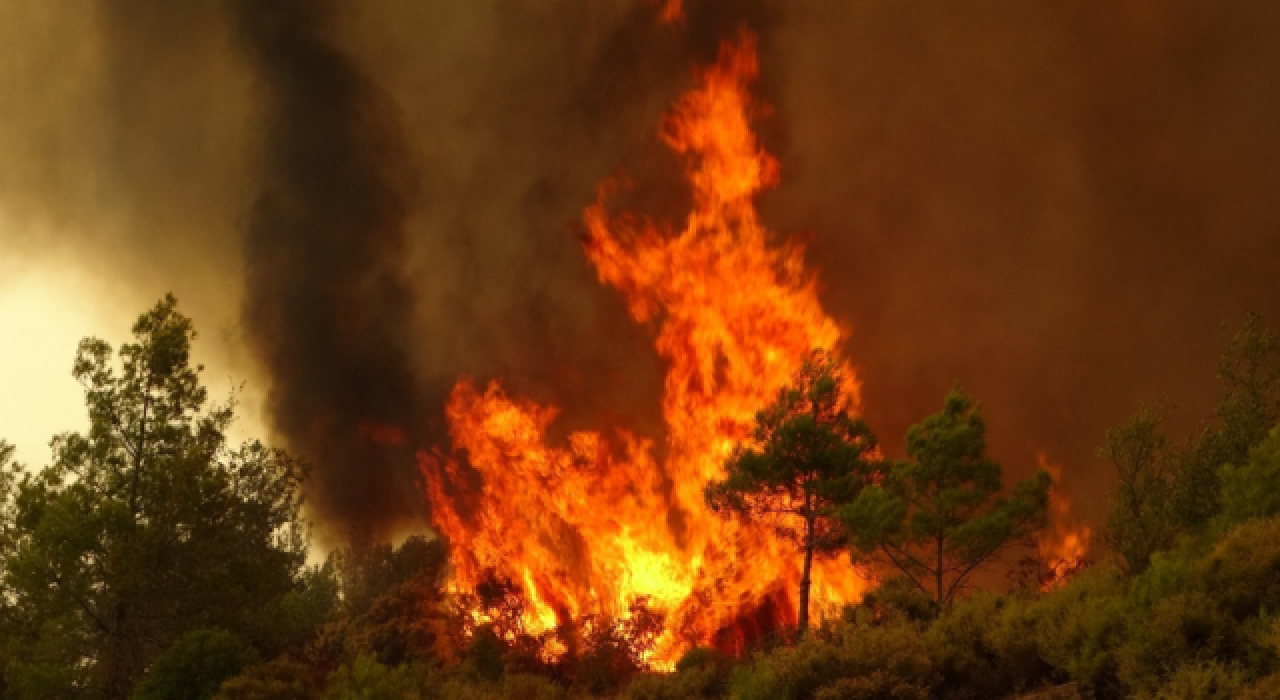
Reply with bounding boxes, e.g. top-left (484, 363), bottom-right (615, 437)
top-left (2, 0), bottom-right (1279, 539)
top-left (225, 0), bottom-right (434, 538)
top-left (767, 0), bottom-right (1280, 527)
